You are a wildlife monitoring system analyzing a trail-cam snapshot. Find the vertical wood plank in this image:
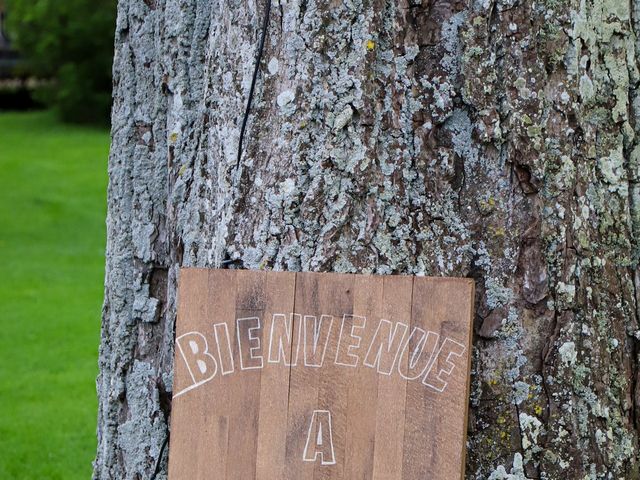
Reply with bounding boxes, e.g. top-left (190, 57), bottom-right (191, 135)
top-left (284, 271), bottom-right (322, 480)
top-left (255, 271), bottom-right (297, 480)
top-left (342, 274), bottom-right (383, 480)
top-left (401, 277), bottom-right (474, 480)
top-left (169, 268), bottom-right (236, 480)
top-left (371, 275), bottom-right (413, 480)
top-left (224, 269), bottom-right (265, 480)
top-left (168, 268), bottom-right (206, 480)
top-left (312, 272), bottom-right (354, 480)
